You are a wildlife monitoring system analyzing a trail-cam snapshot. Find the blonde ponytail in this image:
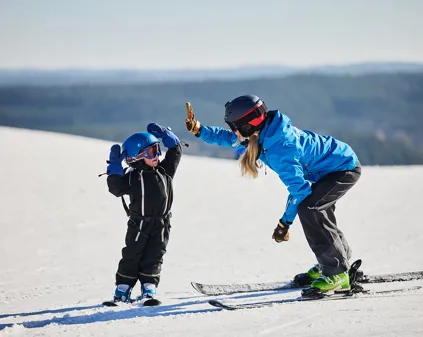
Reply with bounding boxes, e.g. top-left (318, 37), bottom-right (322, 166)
top-left (239, 132), bottom-right (261, 178)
